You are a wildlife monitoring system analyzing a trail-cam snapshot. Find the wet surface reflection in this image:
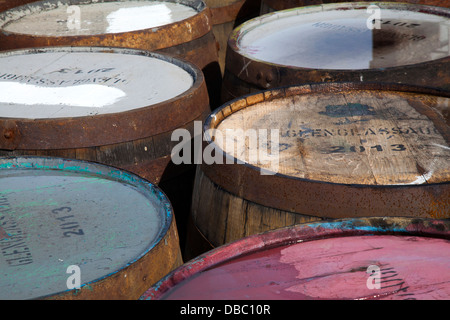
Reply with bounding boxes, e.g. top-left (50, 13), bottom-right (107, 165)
top-left (0, 82), bottom-right (126, 108)
top-left (238, 8), bottom-right (449, 69)
top-left (2, 1), bottom-right (197, 36)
